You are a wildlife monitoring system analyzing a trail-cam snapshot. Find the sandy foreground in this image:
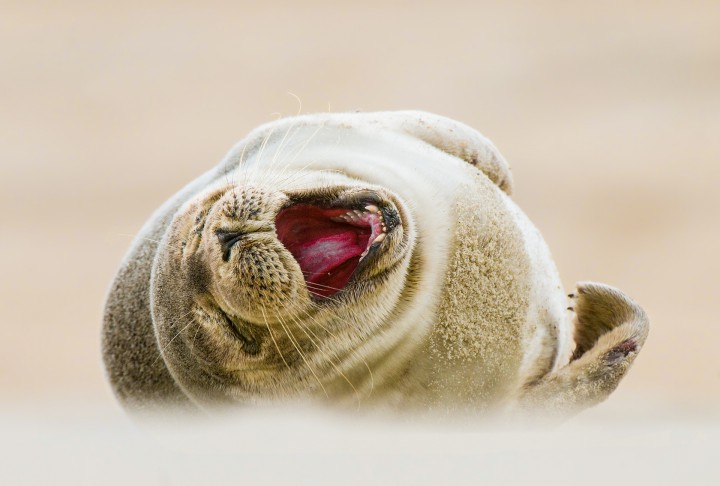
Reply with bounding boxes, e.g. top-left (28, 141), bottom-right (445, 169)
top-left (1, 1), bottom-right (719, 483)
top-left (2, 403), bottom-right (719, 485)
